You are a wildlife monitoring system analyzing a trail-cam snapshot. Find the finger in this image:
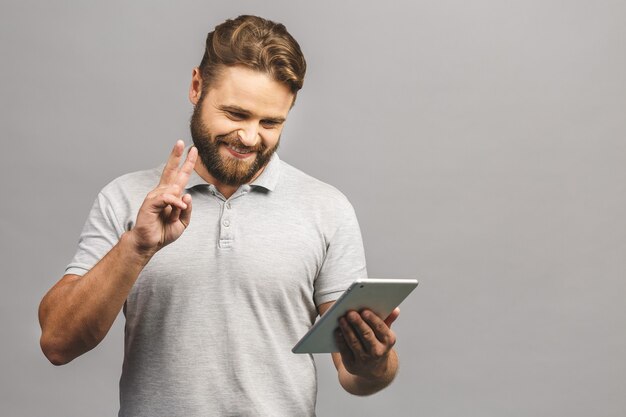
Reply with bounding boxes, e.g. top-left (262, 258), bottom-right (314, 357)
top-left (159, 140), bottom-right (185, 185)
top-left (384, 307), bottom-right (400, 328)
top-left (334, 328), bottom-right (354, 363)
top-left (168, 205), bottom-right (182, 224)
top-left (179, 194), bottom-right (192, 228)
top-left (175, 146), bottom-right (198, 189)
top-left (339, 315), bottom-right (367, 355)
top-left (147, 183), bottom-right (182, 200)
top-left (147, 193), bottom-right (188, 213)
top-left (346, 311), bottom-right (380, 351)
top-left (361, 310), bottom-right (397, 347)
